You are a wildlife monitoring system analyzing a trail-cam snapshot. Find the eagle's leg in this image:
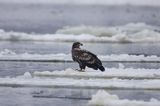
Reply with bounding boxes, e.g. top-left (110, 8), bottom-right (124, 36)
top-left (79, 64), bottom-right (86, 72)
